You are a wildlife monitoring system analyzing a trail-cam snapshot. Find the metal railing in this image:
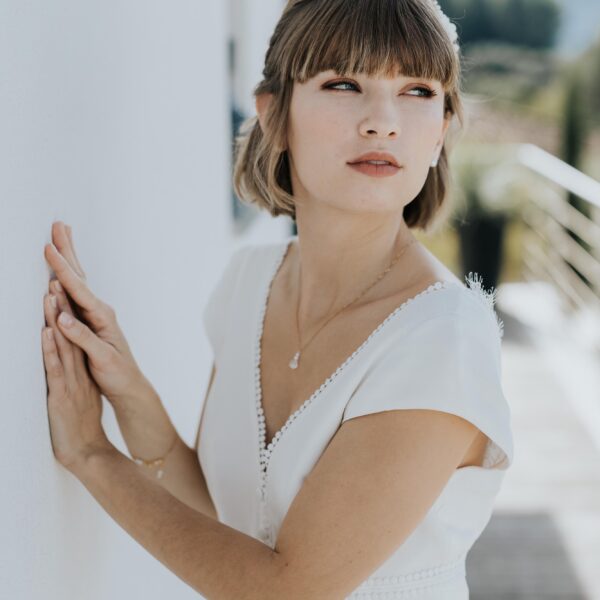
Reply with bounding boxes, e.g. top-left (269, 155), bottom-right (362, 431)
top-left (514, 144), bottom-right (600, 325)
